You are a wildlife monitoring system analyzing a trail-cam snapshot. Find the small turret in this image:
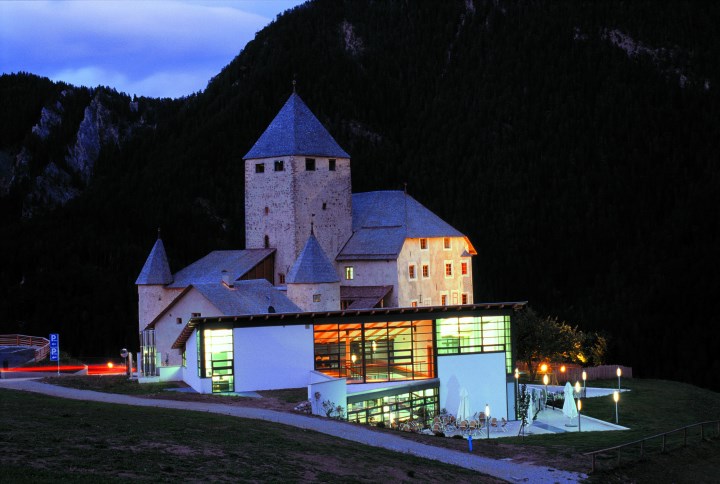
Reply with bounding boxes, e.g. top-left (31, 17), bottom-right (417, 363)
top-left (286, 231), bottom-right (340, 311)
